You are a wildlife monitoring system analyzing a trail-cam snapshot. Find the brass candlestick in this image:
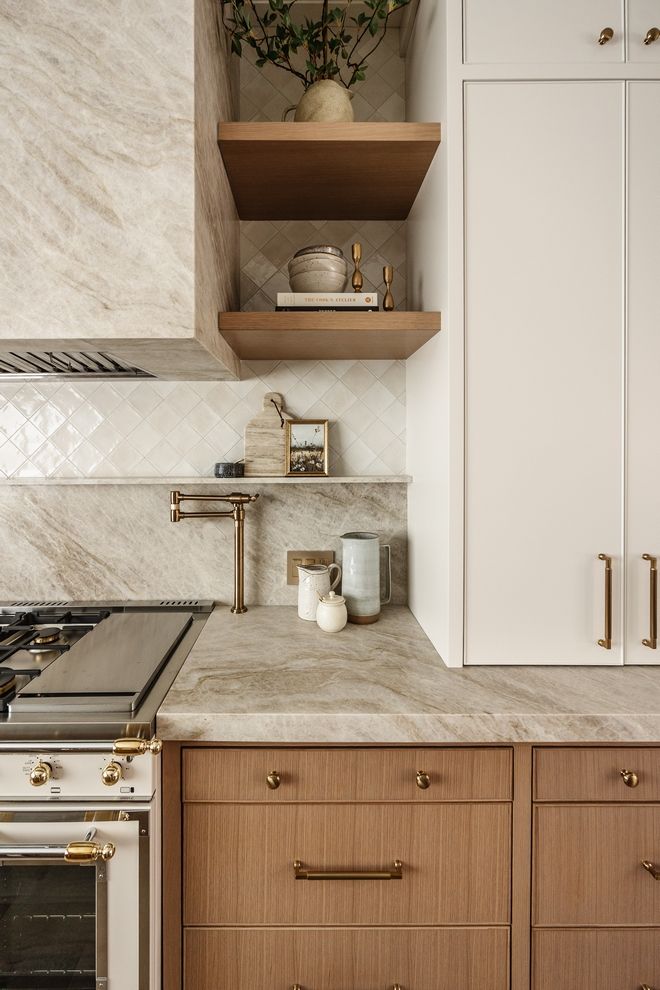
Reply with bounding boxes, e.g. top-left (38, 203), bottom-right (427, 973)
top-left (351, 242), bottom-right (363, 292)
top-left (383, 265), bottom-right (394, 311)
